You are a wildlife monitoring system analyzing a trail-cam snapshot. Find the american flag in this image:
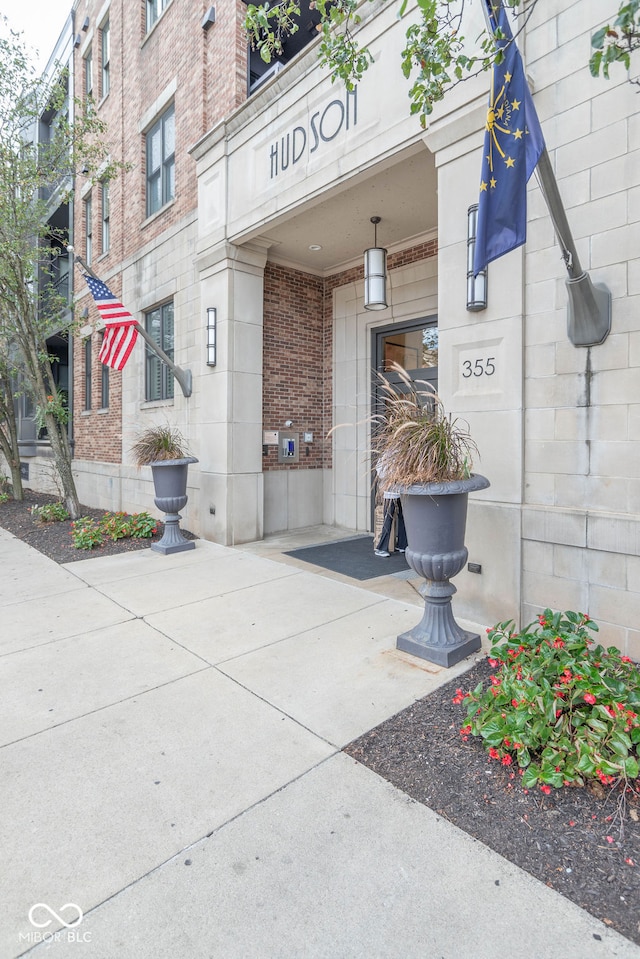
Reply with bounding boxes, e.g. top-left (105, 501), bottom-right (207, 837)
top-left (83, 274), bottom-right (139, 371)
